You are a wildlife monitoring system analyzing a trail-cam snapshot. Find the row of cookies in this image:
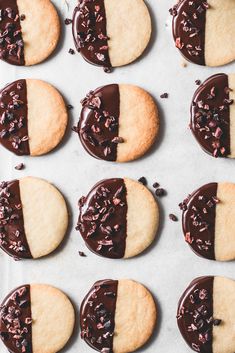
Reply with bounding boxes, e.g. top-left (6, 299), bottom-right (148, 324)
top-left (0, 0), bottom-right (234, 69)
top-left (0, 279), bottom-right (157, 353)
